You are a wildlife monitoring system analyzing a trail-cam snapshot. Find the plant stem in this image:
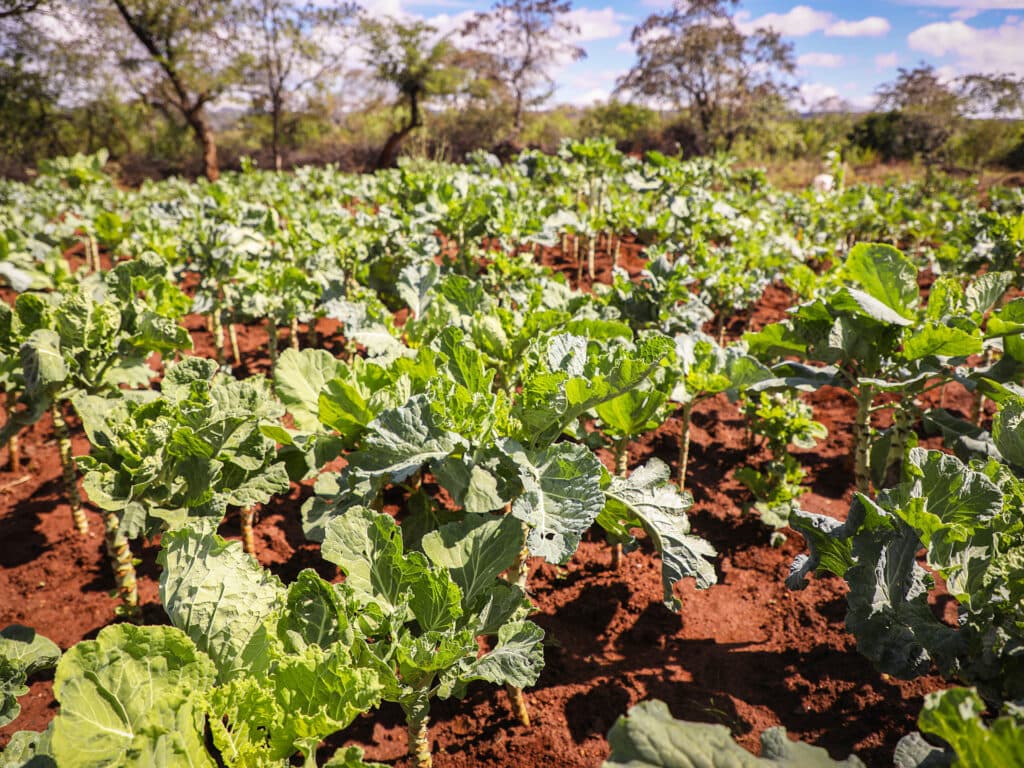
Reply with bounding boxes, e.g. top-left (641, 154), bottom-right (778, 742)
top-left (104, 511), bottom-right (139, 621)
top-left (229, 323), bottom-right (241, 366)
top-left (210, 310), bottom-right (224, 365)
top-left (7, 434), bottom-right (18, 470)
top-left (306, 320), bottom-right (318, 348)
top-left (611, 438), bottom-right (629, 569)
top-left (52, 403), bottom-right (87, 535)
top-left (290, 316), bottom-right (300, 351)
top-left (678, 402), bottom-right (694, 492)
top-left (587, 234), bottom-right (596, 280)
top-left (612, 237), bottom-right (620, 268)
top-left (853, 385), bottom-right (874, 496)
top-left (267, 321), bottom-right (278, 371)
top-left (884, 405), bottom-right (912, 488)
top-left (405, 700), bottom-right (432, 768)
top-left (573, 235), bottom-right (582, 285)
top-left (502, 517), bottom-right (532, 726)
top-left (508, 685), bottom-right (531, 727)
top-left (240, 506), bottom-right (256, 555)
